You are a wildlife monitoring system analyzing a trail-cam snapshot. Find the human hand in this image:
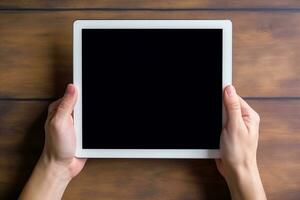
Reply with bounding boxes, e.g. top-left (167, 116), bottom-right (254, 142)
top-left (42, 83), bottom-right (86, 178)
top-left (215, 85), bottom-right (266, 200)
top-left (20, 84), bottom-right (86, 200)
